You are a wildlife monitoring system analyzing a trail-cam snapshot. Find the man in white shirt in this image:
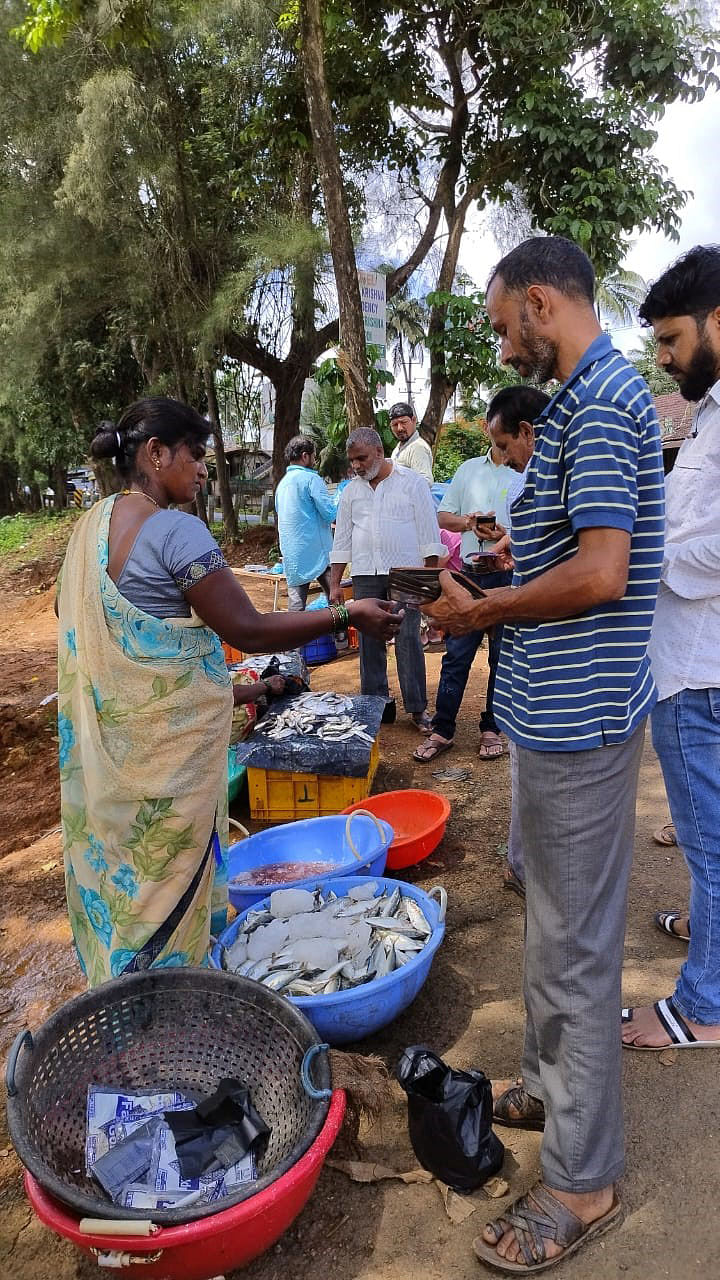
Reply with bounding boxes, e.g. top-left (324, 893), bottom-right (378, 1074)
top-left (389, 402), bottom-right (434, 483)
top-left (329, 426), bottom-right (444, 728)
top-left (622, 245), bottom-right (720, 1051)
